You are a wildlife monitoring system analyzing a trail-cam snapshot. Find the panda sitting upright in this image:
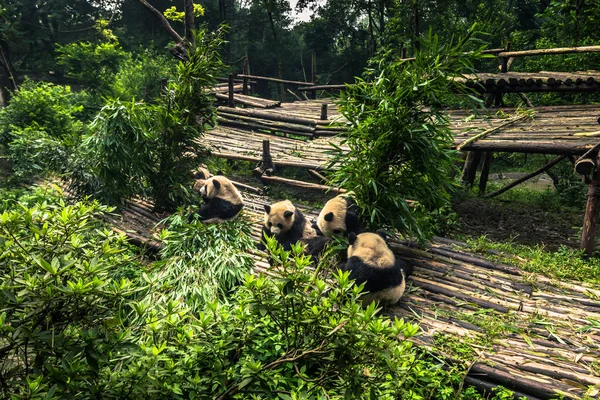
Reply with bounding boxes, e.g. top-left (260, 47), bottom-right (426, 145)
top-left (339, 232), bottom-right (413, 307)
top-left (258, 200), bottom-right (329, 263)
top-left (196, 175), bottom-right (244, 223)
top-left (316, 193), bottom-right (365, 238)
